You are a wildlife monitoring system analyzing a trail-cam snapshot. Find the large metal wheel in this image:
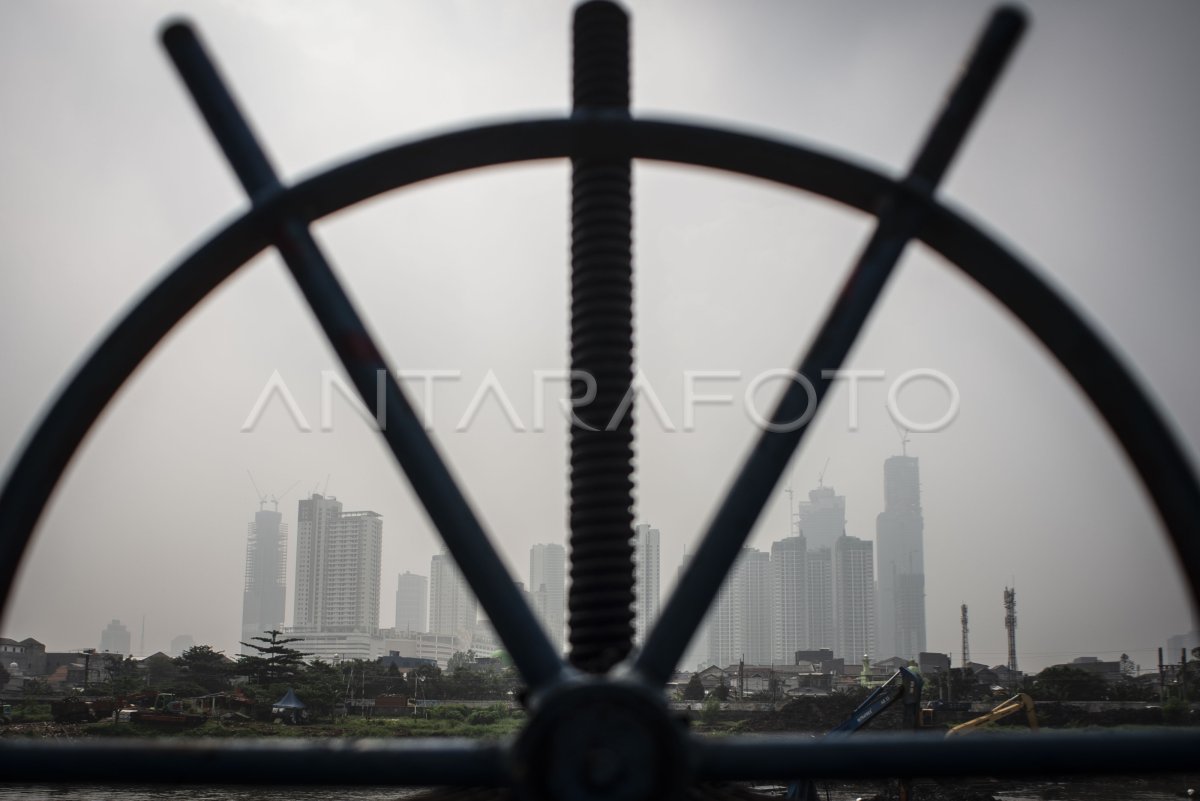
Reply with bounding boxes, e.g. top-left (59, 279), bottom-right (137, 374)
top-left (1, 2), bottom-right (1198, 798)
